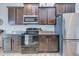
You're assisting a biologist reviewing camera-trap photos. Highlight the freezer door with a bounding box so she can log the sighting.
[63,40,78,56]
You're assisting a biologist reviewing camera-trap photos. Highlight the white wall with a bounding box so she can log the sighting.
[0,3,55,34]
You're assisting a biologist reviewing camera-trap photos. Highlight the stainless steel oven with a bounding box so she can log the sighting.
[21,28,39,53]
[22,28,39,44]
[24,34,38,46]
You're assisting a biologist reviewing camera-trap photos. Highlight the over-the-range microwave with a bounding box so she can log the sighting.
[23,15,38,24]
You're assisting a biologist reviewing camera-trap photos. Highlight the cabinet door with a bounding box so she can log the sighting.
[65,4,75,13]
[0,34,2,48]
[39,8,48,25]
[15,8,24,25]
[24,4,32,15]
[32,4,39,15]
[24,4,39,15]
[3,37,12,52]
[8,7,23,25]
[48,35,59,52]
[48,8,56,24]
[55,3,75,14]
[39,35,48,52]
[8,8,16,25]
[12,36,21,53]
[55,4,66,14]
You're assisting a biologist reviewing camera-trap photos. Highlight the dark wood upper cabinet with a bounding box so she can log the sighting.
[8,3,56,25]
[47,8,56,25]
[38,8,48,25]
[55,3,75,15]
[38,7,56,25]
[15,7,24,25]
[24,3,39,15]
[55,4,66,14]
[8,7,24,25]
[8,7,16,25]
[65,4,75,13]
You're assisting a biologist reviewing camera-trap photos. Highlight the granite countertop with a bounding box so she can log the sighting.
[4,30,58,36]
[39,31,58,35]
[4,31,25,35]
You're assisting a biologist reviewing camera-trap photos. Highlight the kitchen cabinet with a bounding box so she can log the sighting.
[8,3,39,25]
[11,35,21,53]
[8,7,16,25]
[15,7,24,25]
[0,34,2,48]
[55,4,66,15]
[65,4,75,13]
[55,3,75,15]
[48,35,59,52]
[48,8,56,24]
[38,8,48,24]
[38,35,48,52]
[38,7,56,25]
[38,35,59,52]
[63,39,78,56]
[3,35,21,53]
[8,7,24,25]
[3,36,12,52]
[24,3,39,15]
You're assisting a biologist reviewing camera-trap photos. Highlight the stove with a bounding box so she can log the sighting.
[21,28,40,53]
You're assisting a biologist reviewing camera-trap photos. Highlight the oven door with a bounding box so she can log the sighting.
[24,35,38,46]
[21,34,38,53]
[24,35,32,46]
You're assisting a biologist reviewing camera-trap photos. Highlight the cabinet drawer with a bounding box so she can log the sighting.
[38,36,48,52]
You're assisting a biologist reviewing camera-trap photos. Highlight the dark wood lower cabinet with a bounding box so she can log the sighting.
[38,35,59,53]
[48,36,59,52]
[3,35,59,53]
[12,36,21,53]
[10,35,21,53]
[38,36,48,52]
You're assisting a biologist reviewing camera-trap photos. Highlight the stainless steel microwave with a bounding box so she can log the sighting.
[23,15,38,24]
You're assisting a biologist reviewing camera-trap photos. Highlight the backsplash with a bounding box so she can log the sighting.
[3,25,54,34]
